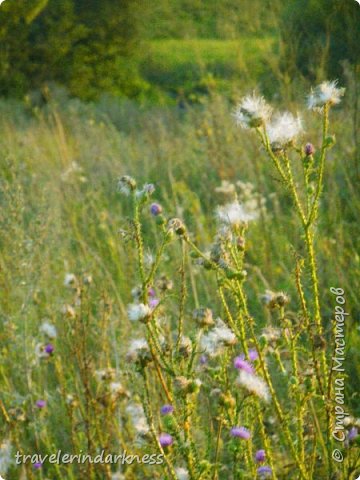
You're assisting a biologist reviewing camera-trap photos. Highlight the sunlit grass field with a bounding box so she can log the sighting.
[0,92,359,478]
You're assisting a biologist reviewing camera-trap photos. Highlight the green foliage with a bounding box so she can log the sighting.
[280,0,360,80]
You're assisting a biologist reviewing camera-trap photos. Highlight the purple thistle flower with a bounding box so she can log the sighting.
[159,433,173,447]
[304,143,315,156]
[35,400,46,409]
[160,404,174,415]
[349,427,359,442]
[249,349,259,361]
[199,354,208,365]
[234,355,254,374]
[148,287,156,297]
[33,462,43,469]
[149,298,160,309]
[45,343,54,355]
[150,203,163,216]
[255,449,266,463]
[257,466,272,478]
[230,426,251,440]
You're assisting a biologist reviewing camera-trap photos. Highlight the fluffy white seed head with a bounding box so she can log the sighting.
[216,201,259,226]
[236,370,270,402]
[175,467,190,480]
[308,80,345,110]
[127,303,151,322]
[200,319,236,357]
[267,112,302,148]
[39,322,57,339]
[234,93,272,128]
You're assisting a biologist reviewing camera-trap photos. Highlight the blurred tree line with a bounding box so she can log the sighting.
[0,0,359,100]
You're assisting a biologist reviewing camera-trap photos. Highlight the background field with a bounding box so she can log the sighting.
[0,0,360,479]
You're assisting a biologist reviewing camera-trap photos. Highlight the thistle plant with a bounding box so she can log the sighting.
[116,81,358,480]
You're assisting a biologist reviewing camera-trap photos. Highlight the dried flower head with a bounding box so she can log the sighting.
[127,303,152,323]
[175,467,189,480]
[267,112,302,150]
[234,93,272,128]
[193,307,214,327]
[307,80,345,110]
[118,175,136,195]
[200,319,236,357]
[40,322,57,339]
[216,201,259,226]
[236,370,270,402]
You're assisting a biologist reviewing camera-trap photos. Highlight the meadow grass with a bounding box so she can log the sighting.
[0,91,359,479]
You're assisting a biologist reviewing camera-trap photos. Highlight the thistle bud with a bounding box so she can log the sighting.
[304,143,315,156]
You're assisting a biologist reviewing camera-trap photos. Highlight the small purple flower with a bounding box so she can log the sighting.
[150,203,163,216]
[148,287,156,297]
[199,355,208,365]
[230,426,251,440]
[234,355,254,374]
[160,404,174,415]
[149,298,160,309]
[159,433,173,447]
[45,343,54,355]
[349,427,359,442]
[255,449,266,463]
[304,143,315,156]
[35,400,46,409]
[257,466,272,478]
[33,462,43,469]
[249,349,259,361]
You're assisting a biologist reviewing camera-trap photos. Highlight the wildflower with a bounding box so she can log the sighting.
[118,175,136,195]
[64,273,76,287]
[348,427,358,442]
[149,298,160,309]
[230,426,251,440]
[234,93,272,128]
[234,355,255,374]
[126,339,151,364]
[127,303,152,323]
[150,203,163,216]
[255,449,266,463]
[267,112,302,149]
[156,275,174,292]
[257,466,272,478]
[199,354,208,365]
[35,400,46,409]
[215,180,236,195]
[261,326,281,343]
[40,322,57,339]
[178,336,192,358]
[34,462,43,469]
[167,218,186,236]
[304,143,315,156]
[193,307,214,327]
[175,467,189,480]
[137,183,155,197]
[159,433,173,447]
[260,290,289,309]
[200,319,236,357]
[126,404,149,436]
[160,404,174,415]
[110,382,128,399]
[216,201,259,226]
[61,304,76,318]
[237,370,270,402]
[95,368,116,381]
[0,439,12,475]
[45,343,55,355]
[249,348,259,361]
[307,80,345,110]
